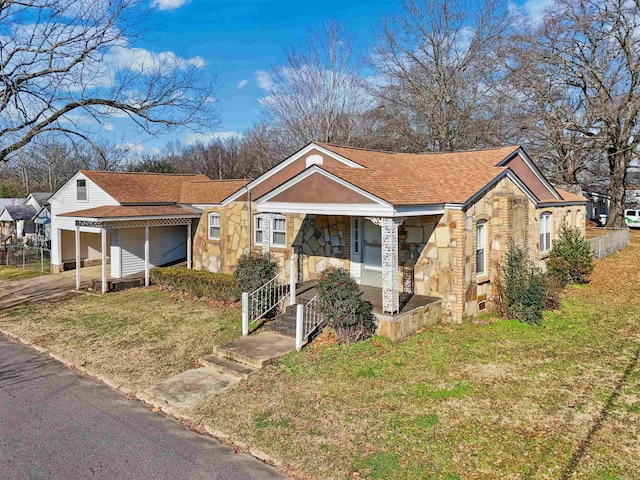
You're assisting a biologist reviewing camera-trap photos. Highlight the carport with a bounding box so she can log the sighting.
[58,205,200,292]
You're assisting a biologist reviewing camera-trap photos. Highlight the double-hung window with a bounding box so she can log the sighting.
[540,212,552,252]
[254,215,287,248]
[208,213,220,240]
[77,179,87,201]
[476,220,486,276]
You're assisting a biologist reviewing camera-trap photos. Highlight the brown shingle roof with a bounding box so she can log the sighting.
[81,171,211,204]
[179,179,250,204]
[315,143,520,205]
[59,205,201,219]
[548,188,588,203]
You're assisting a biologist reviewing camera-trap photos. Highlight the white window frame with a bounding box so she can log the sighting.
[540,212,552,253]
[77,179,88,202]
[476,220,486,276]
[271,215,287,247]
[254,215,264,246]
[208,212,220,240]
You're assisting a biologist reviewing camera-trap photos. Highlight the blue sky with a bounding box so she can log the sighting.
[101,0,551,155]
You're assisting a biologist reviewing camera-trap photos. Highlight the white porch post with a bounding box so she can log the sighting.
[262,213,272,254]
[101,228,107,293]
[144,223,150,287]
[75,226,81,290]
[368,216,406,314]
[186,220,192,269]
[289,253,297,306]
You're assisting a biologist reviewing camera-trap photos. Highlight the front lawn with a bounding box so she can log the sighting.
[195,233,640,479]
[0,265,49,281]
[0,288,242,391]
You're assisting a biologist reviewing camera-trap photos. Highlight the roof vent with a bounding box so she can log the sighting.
[306,154,323,167]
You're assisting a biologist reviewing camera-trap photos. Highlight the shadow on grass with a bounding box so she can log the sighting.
[561,344,640,480]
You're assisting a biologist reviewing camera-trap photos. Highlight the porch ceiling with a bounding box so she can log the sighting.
[59,205,201,221]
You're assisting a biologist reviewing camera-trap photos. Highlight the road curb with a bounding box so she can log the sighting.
[0,330,295,478]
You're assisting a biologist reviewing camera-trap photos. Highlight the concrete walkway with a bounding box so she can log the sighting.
[147,332,296,411]
[0,266,102,311]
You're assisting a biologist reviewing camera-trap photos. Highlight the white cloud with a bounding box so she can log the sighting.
[509,0,555,27]
[102,123,114,131]
[151,0,190,11]
[117,142,145,154]
[151,147,161,155]
[107,46,205,73]
[255,70,273,90]
[237,79,249,89]
[183,131,242,145]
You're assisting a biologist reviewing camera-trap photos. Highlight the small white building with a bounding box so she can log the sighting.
[49,170,247,291]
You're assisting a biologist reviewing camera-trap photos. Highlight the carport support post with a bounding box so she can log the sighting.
[186,221,192,269]
[144,223,150,287]
[101,228,107,293]
[75,226,81,290]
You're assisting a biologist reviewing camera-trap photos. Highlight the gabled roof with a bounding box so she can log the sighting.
[0,198,25,207]
[80,170,211,204]
[0,205,36,221]
[27,192,52,206]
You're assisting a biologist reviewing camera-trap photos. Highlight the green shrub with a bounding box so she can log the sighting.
[495,244,545,325]
[317,266,376,344]
[543,271,565,310]
[234,252,279,293]
[548,226,594,284]
[150,267,239,302]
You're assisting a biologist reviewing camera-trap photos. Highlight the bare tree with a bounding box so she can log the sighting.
[0,0,218,162]
[373,0,510,152]
[259,21,370,148]
[513,0,640,226]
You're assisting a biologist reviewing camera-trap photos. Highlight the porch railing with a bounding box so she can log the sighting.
[241,255,298,335]
[242,274,290,335]
[587,228,630,259]
[295,294,325,351]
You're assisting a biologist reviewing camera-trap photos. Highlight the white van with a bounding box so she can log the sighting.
[624,209,640,228]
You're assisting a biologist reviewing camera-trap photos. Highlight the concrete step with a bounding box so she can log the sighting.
[199,354,258,379]
[211,332,296,369]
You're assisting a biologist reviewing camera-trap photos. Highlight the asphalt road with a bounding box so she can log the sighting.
[0,335,285,480]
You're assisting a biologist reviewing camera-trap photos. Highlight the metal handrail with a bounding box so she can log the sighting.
[295,294,325,351]
[242,274,289,335]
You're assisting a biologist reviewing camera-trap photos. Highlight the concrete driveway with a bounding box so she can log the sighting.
[0,267,102,310]
[0,335,285,480]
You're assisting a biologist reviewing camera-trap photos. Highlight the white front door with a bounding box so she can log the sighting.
[361,219,382,287]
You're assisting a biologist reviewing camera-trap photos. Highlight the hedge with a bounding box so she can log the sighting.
[150,267,240,302]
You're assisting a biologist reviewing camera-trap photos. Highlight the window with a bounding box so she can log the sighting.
[208,213,220,240]
[254,215,264,245]
[77,179,87,201]
[476,221,486,276]
[352,218,360,255]
[254,215,286,247]
[566,210,571,226]
[540,212,552,252]
[272,215,286,247]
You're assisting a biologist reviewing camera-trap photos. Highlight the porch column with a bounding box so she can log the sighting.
[262,213,272,254]
[101,228,107,293]
[368,216,406,314]
[186,220,192,269]
[144,223,150,287]
[75,226,81,290]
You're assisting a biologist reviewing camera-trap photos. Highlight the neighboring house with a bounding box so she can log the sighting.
[583,187,611,224]
[0,198,25,244]
[624,185,640,209]
[0,193,52,245]
[49,171,247,288]
[50,143,586,325]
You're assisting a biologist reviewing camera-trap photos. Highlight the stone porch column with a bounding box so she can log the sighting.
[368,216,406,314]
[261,213,272,254]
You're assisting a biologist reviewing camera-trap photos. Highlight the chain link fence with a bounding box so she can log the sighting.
[587,228,630,259]
[0,245,51,272]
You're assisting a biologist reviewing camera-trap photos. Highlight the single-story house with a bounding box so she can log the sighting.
[50,142,586,326]
[0,193,52,244]
[0,198,25,243]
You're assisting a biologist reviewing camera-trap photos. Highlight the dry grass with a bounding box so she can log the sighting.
[0,287,242,391]
[195,232,640,480]
[0,265,48,281]
[585,227,620,239]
